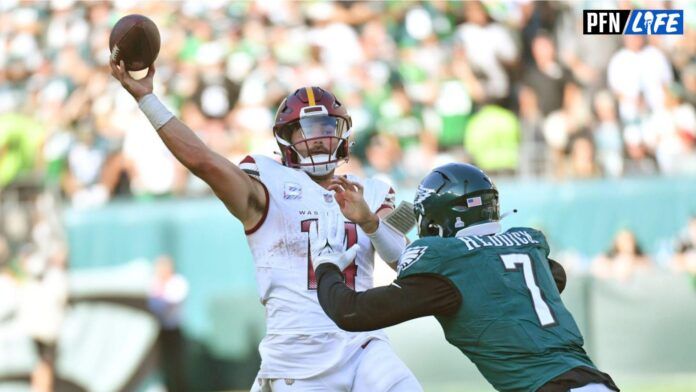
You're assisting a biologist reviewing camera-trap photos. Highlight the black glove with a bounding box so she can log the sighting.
[548,258,567,294]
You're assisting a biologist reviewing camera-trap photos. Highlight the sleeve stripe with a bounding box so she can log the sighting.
[239,155,260,180]
[240,155,256,165]
[239,155,260,177]
[240,162,259,171]
[242,168,260,177]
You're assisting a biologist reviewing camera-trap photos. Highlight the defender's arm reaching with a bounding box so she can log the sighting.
[316,258,567,332]
[316,263,460,331]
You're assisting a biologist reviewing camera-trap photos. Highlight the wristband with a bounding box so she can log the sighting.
[138,94,174,130]
[366,219,407,263]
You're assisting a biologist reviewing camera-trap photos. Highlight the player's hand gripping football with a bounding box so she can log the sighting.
[328,175,378,233]
[109,60,154,101]
[309,211,360,272]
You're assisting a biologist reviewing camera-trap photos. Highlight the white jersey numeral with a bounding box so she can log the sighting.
[500,253,556,327]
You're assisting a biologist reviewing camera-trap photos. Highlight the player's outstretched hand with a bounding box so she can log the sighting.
[109,60,154,101]
[309,212,360,272]
[328,175,374,228]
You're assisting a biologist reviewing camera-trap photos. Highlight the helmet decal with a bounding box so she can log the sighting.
[396,246,428,273]
[414,185,435,209]
[305,86,316,106]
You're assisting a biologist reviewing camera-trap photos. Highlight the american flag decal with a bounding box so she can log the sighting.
[467,196,482,207]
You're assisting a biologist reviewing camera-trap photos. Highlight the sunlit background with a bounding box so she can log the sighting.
[1,1,696,391]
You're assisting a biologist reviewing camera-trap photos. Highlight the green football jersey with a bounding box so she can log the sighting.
[397,227,595,392]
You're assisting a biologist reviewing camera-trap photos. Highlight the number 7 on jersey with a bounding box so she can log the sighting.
[500,253,557,327]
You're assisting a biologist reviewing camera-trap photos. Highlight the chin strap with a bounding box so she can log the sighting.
[299,153,337,176]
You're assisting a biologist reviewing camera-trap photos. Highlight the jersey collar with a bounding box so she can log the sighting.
[454,222,501,238]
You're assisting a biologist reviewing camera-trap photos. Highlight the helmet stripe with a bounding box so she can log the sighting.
[305,87,316,106]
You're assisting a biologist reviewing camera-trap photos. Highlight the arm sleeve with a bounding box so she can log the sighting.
[366,219,407,264]
[548,258,567,294]
[316,264,462,332]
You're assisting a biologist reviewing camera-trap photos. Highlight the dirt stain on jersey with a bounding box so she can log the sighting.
[266,235,306,259]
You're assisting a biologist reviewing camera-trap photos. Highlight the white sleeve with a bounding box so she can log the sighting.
[366,219,407,264]
[359,177,405,263]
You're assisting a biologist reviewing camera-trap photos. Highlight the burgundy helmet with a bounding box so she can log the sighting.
[273,87,352,176]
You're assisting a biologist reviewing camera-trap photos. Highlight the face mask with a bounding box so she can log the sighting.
[299,153,337,176]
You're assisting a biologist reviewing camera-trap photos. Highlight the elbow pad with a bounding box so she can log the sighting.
[366,220,407,263]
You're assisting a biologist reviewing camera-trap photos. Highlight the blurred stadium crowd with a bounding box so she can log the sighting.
[0,1,695,276]
[1,0,696,299]
[1,1,696,390]
[1,1,695,201]
[1,0,695,299]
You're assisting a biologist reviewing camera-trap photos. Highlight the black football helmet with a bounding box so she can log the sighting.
[414,163,500,238]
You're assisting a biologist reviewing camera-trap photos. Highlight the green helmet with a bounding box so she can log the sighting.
[414,163,499,238]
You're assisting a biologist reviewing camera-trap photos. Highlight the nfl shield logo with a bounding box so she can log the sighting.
[324,193,334,203]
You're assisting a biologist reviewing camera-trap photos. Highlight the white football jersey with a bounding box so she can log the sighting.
[239,155,396,379]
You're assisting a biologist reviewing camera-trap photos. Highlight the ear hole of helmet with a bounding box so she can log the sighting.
[417,214,443,237]
[428,223,444,237]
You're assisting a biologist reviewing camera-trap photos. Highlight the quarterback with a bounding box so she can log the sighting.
[313,163,620,392]
[110,59,421,391]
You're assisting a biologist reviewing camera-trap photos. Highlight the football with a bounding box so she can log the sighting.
[109,14,160,71]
